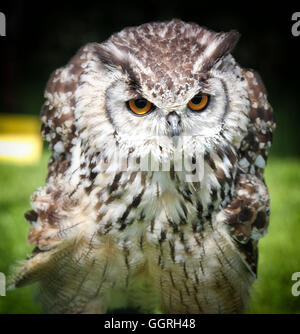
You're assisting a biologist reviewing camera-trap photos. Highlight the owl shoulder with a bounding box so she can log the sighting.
[41,43,97,179]
[239,69,276,176]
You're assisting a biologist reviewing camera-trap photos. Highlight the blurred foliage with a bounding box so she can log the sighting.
[0,151,300,313]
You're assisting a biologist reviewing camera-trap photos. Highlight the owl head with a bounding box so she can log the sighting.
[74,19,250,174]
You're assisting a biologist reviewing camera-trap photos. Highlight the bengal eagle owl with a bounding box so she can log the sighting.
[11,19,275,314]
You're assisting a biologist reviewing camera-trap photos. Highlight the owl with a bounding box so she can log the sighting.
[11,19,275,314]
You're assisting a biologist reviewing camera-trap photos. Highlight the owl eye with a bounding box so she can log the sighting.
[127,98,154,115]
[188,93,209,111]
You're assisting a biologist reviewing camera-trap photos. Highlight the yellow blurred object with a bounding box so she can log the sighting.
[0,114,42,164]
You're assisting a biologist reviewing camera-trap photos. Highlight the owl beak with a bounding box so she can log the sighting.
[167,112,181,146]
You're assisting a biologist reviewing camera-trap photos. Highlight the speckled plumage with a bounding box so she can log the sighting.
[12,19,275,313]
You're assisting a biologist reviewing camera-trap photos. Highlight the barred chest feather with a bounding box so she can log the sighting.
[72,136,239,241]
[50,140,253,313]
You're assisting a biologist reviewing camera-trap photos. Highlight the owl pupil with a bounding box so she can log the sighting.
[134,99,147,108]
[191,94,203,104]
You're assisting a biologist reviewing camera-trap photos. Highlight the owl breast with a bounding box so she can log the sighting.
[69,139,246,313]
[87,143,237,239]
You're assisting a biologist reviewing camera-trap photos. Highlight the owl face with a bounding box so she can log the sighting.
[106,74,227,138]
[75,20,250,170]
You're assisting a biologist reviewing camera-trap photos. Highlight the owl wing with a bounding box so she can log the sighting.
[224,70,275,276]
[11,44,109,313]
[10,45,104,302]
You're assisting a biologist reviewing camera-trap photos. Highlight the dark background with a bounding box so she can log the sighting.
[0,1,300,157]
[0,1,298,157]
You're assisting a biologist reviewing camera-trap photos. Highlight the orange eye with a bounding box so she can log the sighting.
[127,98,154,115]
[188,93,209,111]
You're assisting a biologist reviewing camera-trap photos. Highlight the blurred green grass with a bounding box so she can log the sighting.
[249,157,300,313]
[0,152,50,314]
[0,152,300,313]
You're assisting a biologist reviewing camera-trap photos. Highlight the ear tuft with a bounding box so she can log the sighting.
[200,30,241,72]
[219,30,241,57]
